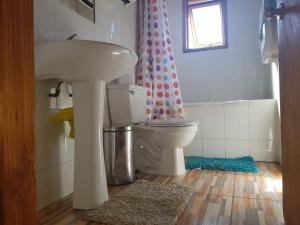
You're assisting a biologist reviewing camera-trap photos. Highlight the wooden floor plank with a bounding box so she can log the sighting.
[231,197,285,225]
[38,162,284,225]
[177,194,232,225]
[192,170,235,196]
[234,174,282,201]
[256,162,282,178]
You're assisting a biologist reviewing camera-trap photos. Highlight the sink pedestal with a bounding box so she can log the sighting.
[35,40,138,209]
[72,80,108,209]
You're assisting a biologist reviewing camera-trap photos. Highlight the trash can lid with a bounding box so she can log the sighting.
[103,125,134,132]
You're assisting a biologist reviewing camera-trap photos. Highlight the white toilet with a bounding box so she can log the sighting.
[107,84,199,176]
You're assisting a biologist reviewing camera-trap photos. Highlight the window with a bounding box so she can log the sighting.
[183,0,228,52]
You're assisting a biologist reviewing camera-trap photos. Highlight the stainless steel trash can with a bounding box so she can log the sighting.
[103,125,135,185]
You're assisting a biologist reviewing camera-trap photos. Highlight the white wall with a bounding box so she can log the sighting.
[34,0,137,209]
[167,0,272,102]
[184,99,278,162]
[35,81,74,209]
[271,62,282,163]
[34,0,136,50]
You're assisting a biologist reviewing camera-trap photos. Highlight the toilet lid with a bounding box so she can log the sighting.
[144,118,199,127]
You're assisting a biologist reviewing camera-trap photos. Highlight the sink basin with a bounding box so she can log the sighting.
[35,40,138,210]
[35,40,138,82]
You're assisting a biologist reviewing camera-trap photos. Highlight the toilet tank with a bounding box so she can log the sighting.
[107,84,147,124]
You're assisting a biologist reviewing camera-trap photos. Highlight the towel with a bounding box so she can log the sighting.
[259,0,278,63]
[49,107,75,139]
[259,0,276,30]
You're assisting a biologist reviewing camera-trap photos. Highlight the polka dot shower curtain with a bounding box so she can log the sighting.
[137,0,185,120]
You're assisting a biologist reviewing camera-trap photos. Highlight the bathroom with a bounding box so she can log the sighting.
[2,0,299,224]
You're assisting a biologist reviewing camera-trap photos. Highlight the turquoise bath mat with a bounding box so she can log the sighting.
[185,156,258,173]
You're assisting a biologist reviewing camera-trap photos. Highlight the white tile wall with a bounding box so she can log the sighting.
[246,78,269,100]
[183,107,202,138]
[34,0,137,209]
[202,106,225,139]
[209,56,227,82]
[226,140,250,158]
[209,82,227,102]
[249,103,275,140]
[203,139,226,158]
[250,140,276,162]
[34,0,137,51]
[167,0,272,102]
[35,110,63,171]
[36,167,58,209]
[191,58,210,83]
[36,161,75,209]
[226,80,247,100]
[225,105,249,139]
[184,99,278,161]
[58,161,75,199]
[189,83,210,102]
[185,138,203,157]
[35,94,75,209]
[270,59,281,164]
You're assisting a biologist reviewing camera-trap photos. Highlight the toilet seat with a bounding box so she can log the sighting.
[144,118,199,127]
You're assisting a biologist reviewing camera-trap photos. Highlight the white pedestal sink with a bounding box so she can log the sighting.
[35,40,138,209]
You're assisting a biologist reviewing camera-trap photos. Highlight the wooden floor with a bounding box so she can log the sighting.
[38,162,285,225]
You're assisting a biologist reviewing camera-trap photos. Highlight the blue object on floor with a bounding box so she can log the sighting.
[185,156,258,173]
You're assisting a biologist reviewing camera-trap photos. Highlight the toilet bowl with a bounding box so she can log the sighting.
[136,119,199,176]
[107,84,199,176]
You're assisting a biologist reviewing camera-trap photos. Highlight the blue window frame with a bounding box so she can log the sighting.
[183,0,228,52]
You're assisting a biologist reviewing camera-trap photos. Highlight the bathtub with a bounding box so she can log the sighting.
[183,99,279,162]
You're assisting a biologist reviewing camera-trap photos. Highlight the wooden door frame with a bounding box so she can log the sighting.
[278,0,300,224]
[0,0,37,224]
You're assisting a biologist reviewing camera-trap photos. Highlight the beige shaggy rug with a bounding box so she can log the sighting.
[87,180,193,225]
